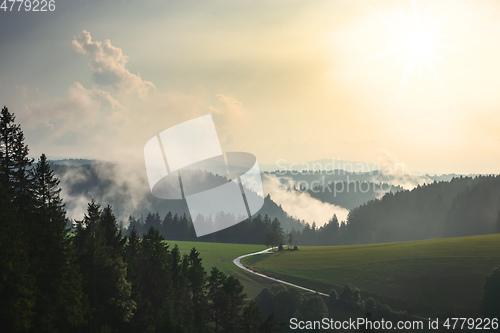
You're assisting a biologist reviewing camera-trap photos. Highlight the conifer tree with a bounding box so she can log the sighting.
[187,248,207,332]
[101,205,124,257]
[208,267,227,332]
[220,275,246,332]
[30,154,86,331]
[74,201,135,332]
[0,106,35,330]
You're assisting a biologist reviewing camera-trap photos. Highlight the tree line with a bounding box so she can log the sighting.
[0,106,274,332]
[51,162,305,235]
[126,174,500,248]
[127,211,286,248]
[293,176,500,246]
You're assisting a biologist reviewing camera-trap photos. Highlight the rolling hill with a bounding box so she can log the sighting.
[241,233,500,316]
[52,161,304,232]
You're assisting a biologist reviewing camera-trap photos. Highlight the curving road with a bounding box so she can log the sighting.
[234,248,433,322]
[233,247,329,297]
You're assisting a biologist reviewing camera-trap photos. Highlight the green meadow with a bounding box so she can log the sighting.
[167,241,273,298]
[241,234,500,316]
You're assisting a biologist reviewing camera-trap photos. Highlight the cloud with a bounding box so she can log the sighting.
[215,94,242,112]
[210,93,247,144]
[263,174,349,226]
[20,82,124,155]
[72,30,155,97]
[58,161,152,223]
[19,31,254,167]
[69,82,122,109]
[371,149,432,190]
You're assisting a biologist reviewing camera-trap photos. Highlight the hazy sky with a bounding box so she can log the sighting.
[1,0,499,174]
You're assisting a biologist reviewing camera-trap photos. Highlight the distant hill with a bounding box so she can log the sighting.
[342,175,500,244]
[259,158,377,172]
[305,181,405,210]
[52,161,304,233]
[266,169,461,188]
[264,170,463,211]
[50,158,97,166]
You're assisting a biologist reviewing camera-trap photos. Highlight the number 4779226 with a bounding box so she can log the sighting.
[0,0,55,12]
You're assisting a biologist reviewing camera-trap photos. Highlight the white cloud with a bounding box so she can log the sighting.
[263,174,349,226]
[20,82,123,154]
[210,93,247,145]
[18,31,254,166]
[72,30,155,97]
[371,149,432,190]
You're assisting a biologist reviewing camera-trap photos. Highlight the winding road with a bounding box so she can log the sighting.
[234,248,432,322]
[233,247,329,297]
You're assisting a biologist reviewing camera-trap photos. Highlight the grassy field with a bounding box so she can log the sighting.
[165,241,274,298]
[241,234,500,316]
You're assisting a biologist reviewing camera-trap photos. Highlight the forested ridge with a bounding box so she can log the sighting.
[51,163,305,233]
[0,106,270,332]
[52,158,500,248]
[125,210,288,247]
[129,174,500,248]
[294,175,500,246]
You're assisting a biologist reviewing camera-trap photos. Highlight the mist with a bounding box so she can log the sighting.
[263,174,349,227]
[56,160,154,224]
[369,150,433,191]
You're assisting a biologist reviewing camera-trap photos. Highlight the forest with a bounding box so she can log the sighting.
[0,106,275,332]
[296,175,500,246]
[125,173,500,248]
[50,162,305,234]
[2,104,500,332]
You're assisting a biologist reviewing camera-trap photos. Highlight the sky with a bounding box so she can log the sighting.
[1,0,500,175]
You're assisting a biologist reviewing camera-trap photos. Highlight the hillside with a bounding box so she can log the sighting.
[172,241,271,298]
[267,169,460,188]
[52,162,304,232]
[307,181,405,210]
[241,233,500,316]
[341,175,500,244]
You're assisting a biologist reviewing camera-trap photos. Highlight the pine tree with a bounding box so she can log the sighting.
[171,245,193,332]
[124,226,157,332]
[265,218,284,249]
[178,253,195,331]
[220,275,246,332]
[208,267,227,332]
[187,248,207,332]
[74,201,135,332]
[162,211,173,238]
[30,154,87,331]
[0,106,33,201]
[101,205,124,257]
[125,225,141,263]
[139,227,172,312]
[0,106,36,330]
[0,171,35,331]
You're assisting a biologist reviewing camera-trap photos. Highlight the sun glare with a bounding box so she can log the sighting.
[405,31,432,56]
[371,0,456,88]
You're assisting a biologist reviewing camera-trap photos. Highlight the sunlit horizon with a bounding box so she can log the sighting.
[370,0,458,87]
[1,0,499,175]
